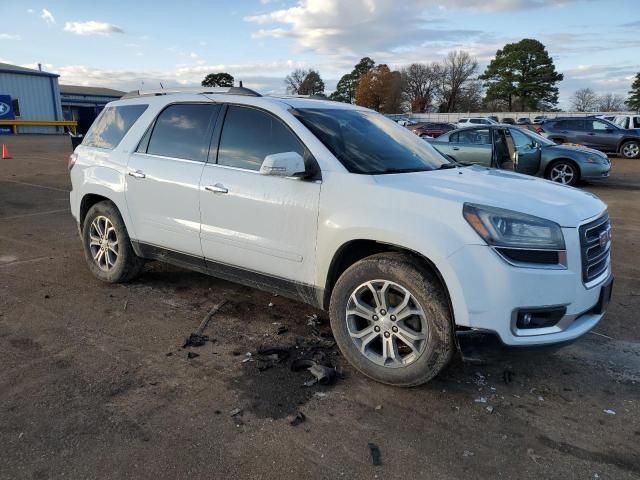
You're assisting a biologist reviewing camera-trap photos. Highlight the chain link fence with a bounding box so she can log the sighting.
[386,111,634,123]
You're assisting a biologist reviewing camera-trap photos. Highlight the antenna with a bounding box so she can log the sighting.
[239,80,243,88]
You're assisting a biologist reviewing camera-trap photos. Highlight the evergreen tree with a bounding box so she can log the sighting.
[480,39,563,111]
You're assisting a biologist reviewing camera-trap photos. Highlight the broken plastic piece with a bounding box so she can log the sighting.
[368,443,381,466]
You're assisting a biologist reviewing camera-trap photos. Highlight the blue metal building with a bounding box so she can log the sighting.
[0,62,63,133]
[60,85,124,134]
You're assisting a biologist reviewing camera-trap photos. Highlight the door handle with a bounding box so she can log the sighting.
[204,183,228,194]
[452,146,460,151]
[128,170,146,179]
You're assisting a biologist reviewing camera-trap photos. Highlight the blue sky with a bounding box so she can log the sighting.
[1,0,638,108]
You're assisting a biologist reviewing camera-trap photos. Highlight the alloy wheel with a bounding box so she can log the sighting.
[89,216,119,271]
[622,142,639,158]
[346,280,428,368]
[549,163,575,184]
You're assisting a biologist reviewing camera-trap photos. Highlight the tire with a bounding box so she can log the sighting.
[329,252,454,387]
[620,140,640,159]
[546,160,579,186]
[81,201,144,283]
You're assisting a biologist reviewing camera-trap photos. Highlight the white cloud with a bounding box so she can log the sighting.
[244,0,577,57]
[27,9,34,14]
[0,34,21,40]
[64,21,124,35]
[41,8,55,25]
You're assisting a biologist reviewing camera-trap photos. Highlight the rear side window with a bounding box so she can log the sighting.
[634,117,640,129]
[555,119,585,130]
[217,105,304,171]
[84,104,148,149]
[146,104,219,162]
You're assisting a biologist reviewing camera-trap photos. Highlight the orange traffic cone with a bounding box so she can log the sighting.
[1,144,10,159]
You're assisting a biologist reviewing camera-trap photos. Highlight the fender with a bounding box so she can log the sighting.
[72,162,138,242]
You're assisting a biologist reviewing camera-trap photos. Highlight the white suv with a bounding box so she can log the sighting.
[455,117,498,129]
[69,87,613,386]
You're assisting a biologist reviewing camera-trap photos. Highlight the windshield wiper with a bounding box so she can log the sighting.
[436,163,459,170]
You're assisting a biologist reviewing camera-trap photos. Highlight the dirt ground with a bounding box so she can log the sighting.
[1,135,639,480]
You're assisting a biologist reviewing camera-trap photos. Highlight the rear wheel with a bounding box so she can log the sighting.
[329,253,454,387]
[620,140,640,159]
[82,201,144,283]
[547,160,579,186]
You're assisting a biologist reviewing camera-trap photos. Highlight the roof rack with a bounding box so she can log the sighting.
[121,86,261,99]
[271,94,331,100]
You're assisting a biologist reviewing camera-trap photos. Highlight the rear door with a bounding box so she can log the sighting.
[199,105,321,285]
[125,103,220,256]
[446,128,493,165]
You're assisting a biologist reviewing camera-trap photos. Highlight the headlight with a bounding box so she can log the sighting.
[463,203,565,250]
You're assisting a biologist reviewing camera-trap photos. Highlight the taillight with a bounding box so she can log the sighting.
[535,127,545,134]
[68,153,77,171]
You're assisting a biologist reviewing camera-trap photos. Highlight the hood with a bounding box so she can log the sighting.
[373,166,606,227]
[547,144,607,158]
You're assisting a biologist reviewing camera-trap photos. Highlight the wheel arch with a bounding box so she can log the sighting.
[618,137,640,154]
[322,240,455,326]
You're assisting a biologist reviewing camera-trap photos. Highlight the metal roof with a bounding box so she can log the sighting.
[0,62,59,77]
[59,84,125,98]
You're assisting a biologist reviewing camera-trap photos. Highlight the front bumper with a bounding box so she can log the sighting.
[446,224,612,347]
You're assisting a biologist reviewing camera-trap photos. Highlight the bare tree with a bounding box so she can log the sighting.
[401,63,438,113]
[570,88,598,112]
[597,93,626,112]
[284,69,309,94]
[436,51,478,112]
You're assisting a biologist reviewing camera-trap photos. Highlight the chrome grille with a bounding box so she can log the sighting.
[578,213,611,283]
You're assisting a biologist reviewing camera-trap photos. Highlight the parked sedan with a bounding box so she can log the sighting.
[409,122,455,138]
[430,125,610,186]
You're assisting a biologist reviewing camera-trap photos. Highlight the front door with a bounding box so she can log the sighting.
[579,119,619,151]
[508,128,541,174]
[125,103,220,256]
[199,105,321,285]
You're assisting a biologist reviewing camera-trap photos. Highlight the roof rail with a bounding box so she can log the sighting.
[121,86,261,99]
[271,94,331,101]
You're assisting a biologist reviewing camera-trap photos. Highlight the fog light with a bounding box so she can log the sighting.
[516,307,566,329]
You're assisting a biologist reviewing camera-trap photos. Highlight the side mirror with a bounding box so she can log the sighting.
[260,151,306,177]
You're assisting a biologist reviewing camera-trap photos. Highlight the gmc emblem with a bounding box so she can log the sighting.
[599,227,611,249]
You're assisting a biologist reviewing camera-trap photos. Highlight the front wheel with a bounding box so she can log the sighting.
[81,201,144,283]
[329,253,454,387]
[620,140,640,159]
[547,160,579,186]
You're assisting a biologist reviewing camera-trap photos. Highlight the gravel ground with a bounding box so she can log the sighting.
[1,135,638,480]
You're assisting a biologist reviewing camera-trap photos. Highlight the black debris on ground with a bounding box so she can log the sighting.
[182,333,210,348]
[289,411,306,426]
[187,352,200,359]
[368,443,382,466]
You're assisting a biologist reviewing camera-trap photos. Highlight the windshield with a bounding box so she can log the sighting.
[516,127,555,146]
[292,108,451,174]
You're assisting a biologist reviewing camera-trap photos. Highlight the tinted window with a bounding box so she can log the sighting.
[293,108,450,174]
[555,119,585,130]
[634,117,640,129]
[84,104,148,149]
[450,128,492,145]
[218,106,304,171]
[147,104,218,162]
